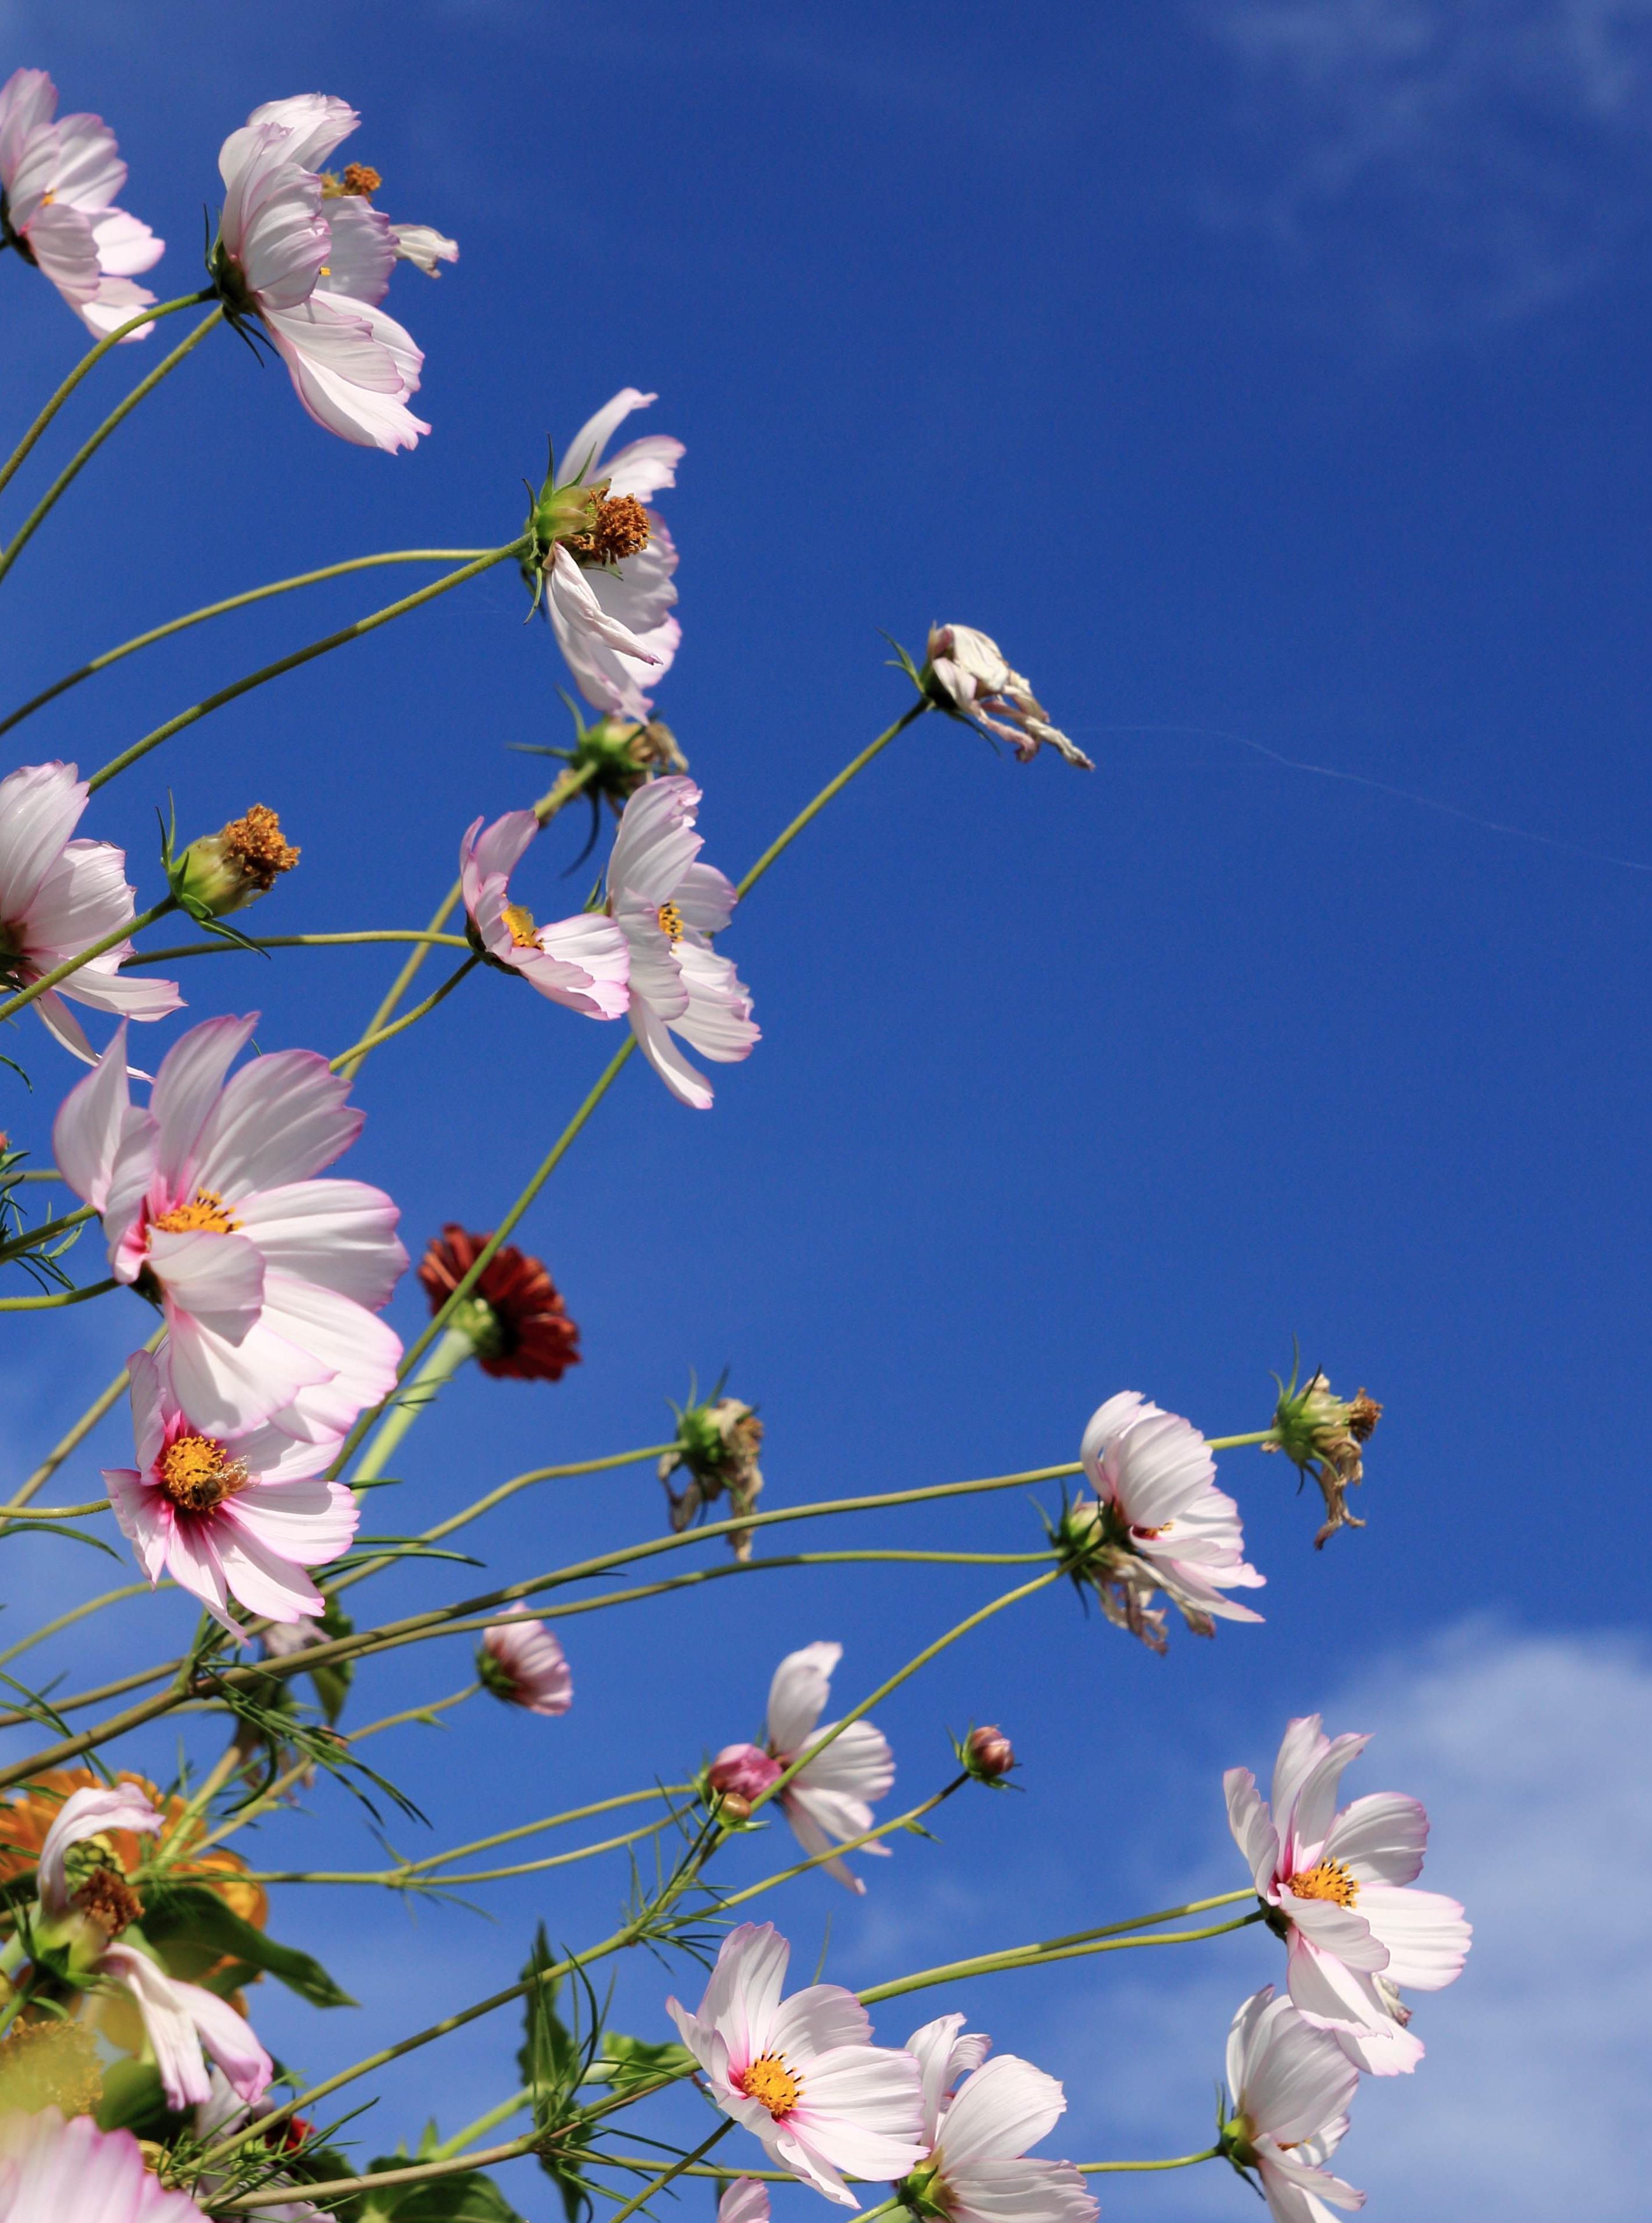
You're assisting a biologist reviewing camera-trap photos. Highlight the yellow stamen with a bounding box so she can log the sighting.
[158,1433,248,1513]
[153,1189,239,1235]
[740,2054,801,2118]
[1286,1859,1359,1909]
[657,901,684,942]
[502,903,539,949]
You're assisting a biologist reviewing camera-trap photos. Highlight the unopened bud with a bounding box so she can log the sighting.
[169,804,299,919]
[964,1725,1015,1781]
[716,1790,754,1822]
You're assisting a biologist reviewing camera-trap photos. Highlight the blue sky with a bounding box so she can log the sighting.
[1,3,1649,2217]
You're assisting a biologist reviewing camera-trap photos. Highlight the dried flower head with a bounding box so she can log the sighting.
[660,1395,764,1560]
[418,1225,581,1381]
[168,803,300,920]
[1266,1364,1380,1547]
[922,624,1093,769]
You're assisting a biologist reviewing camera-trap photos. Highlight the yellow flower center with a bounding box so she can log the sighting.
[502,903,539,950]
[657,901,684,942]
[158,1433,248,1513]
[1286,1858,1359,1909]
[740,2053,801,2118]
[152,1189,239,1235]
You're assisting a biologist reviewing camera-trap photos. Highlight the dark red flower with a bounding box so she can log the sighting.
[417,1225,581,1382]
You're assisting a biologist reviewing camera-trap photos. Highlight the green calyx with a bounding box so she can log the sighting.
[447,1293,507,1363]
[894,2162,945,2219]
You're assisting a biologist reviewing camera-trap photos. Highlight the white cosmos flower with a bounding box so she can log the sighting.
[709,1641,894,1894]
[460,809,629,1017]
[1222,1988,1365,2223]
[666,1921,925,2207]
[545,387,683,720]
[1226,1714,1471,2075]
[924,627,1092,769]
[0,68,163,339]
[214,93,429,451]
[605,776,757,1109]
[902,2015,1097,2223]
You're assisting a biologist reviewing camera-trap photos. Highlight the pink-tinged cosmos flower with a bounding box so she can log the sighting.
[546,389,683,720]
[0,762,182,1063]
[53,1012,405,1437]
[1225,1715,1471,2076]
[903,2015,1097,2223]
[605,776,757,1109]
[213,93,428,452]
[924,628,1092,770]
[36,1786,272,2113]
[1221,1989,1364,2223]
[0,2108,209,2222]
[460,811,629,1017]
[478,1618,573,1716]
[105,1344,359,1635]
[1068,1392,1265,1649]
[667,1922,925,2207]
[0,69,163,339]
[709,1641,894,1895]
[717,2182,771,2223]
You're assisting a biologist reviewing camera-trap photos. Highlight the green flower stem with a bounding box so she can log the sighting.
[0,308,224,588]
[124,929,471,967]
[428,2090,533,2162]
[0,1582,155,1668]
[0,1276,117,1310]
[327,953,481,1073]
[858,1911,1266,2008]
[1080,2149,1224,2173]
[5,1331,161,1510]
[0,1498,110,1519]
[0,1199,96,1263]
[343,757,601,1080]
[85,539,531,793]
[346,1324,478,1488]
[206,2130,560,2214]
[703,1776,970,1915]
[0,552,491,741]
[0,291,214,504]
[734,698,931,899]
[0,896,176,1024]
[238,1801,694,1887]
[601,2120,734,2223]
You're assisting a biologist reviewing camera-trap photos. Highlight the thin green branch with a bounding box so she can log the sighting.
[327,954,481,1072]
[734,699,931,898]
[0,1276,117,1310]
[1080,2148,1224,2173]
[0,1581,156,1668]
[238,1802,694,1887]
[124,930,470,967]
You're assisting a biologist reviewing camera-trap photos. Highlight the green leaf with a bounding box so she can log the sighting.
[140,1882,357,2007]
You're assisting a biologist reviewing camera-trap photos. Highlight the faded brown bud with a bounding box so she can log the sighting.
[1268,1368,1380,1548]
[660,1397,765,1561]
[964,1725,1016,1781]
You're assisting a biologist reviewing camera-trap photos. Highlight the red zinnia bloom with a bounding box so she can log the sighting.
[417,1225,581,1381]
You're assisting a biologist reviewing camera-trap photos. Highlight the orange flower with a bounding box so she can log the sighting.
[0,1767,266,1932]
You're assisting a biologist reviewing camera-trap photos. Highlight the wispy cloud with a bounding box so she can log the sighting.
[1198,0,1652,336]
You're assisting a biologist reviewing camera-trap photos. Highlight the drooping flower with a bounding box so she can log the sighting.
[604,776,757,1109]
[1225,1716,1471,2075]
[899,2014,1097,2223]
[0,2107,209,2222]
[922,627,1092,770]
[104,1344,358,1634]
[31,1784,271,2113]
[459,811,629,1018]
[666,1922,925,2206]
[53,1012,405,1437]
[708,1642,894,1893]
[659,1392,763,1557]
[527,388,683,720]
[418,1224,582,1381]
[1058,1392,1265,1651]
[1265,1366,1382,1548]
[478,1618,573,1716]
[211,93,429,451]
[0,69,163,338]
[1219,1989,1365,2222]
[0,761,182,1063]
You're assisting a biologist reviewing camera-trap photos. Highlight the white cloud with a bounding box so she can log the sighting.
[1054,1623,1652,2219]
[1199,1,1652,335]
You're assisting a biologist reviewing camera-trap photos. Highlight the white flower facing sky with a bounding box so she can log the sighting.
[0,68,163,338]
[902,2014,1098,2223]
[213,93,429,451]
[667,1921,925,2206]
[709,1640,895,1893]
[0,2107,209,2222]
[54,1012,405,1439]
[544,387,683,721]
[460,810,630,1017]
[0,761,182,1064]
[105,1343,359,1634]
[33,1786,272,2114]
[1226,1714,1471,2074]
[1223,1988,1365,2223]
[1074,1391,1265,1647]
[605,775,758,1109]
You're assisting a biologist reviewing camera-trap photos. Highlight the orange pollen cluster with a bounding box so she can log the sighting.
[570,494,651,567]
[71,1866,144,1936]
[656,901,685,943]
[1286,1858,1359,1909]
[502,902,540,950]
[220,803,300,891]
[158,1433,248,1513]
[152,1189,240,1235]
[740,2053,801,2118]
[342,162,381,197]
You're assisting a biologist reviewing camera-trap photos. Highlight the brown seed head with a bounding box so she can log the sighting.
[71,1864,144,1936]
[342,162,381,197]
[1346,1390,1382,1444]
[219,804,300,894]
[570,493,651,566]
[418,1225,581,1381]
